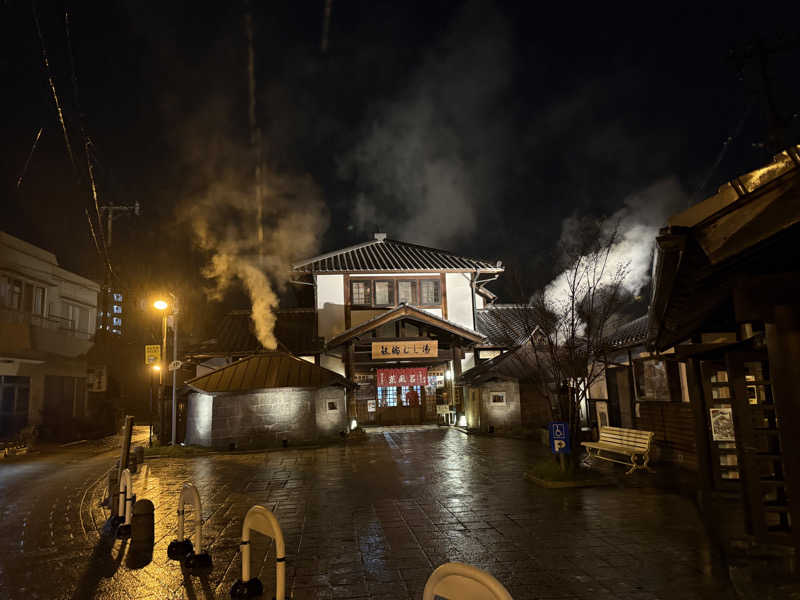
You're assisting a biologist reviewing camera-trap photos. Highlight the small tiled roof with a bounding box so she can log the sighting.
[604,315,649,349]
[475,305,538,348]
[293,236,504,273]
[326,303,485,348]
[186,352,352,394]
[458,343,537,385]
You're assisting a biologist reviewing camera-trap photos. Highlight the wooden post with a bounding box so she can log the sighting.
[118,415,134,481]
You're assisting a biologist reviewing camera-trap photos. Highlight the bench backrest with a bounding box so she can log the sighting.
[598,426,653,451]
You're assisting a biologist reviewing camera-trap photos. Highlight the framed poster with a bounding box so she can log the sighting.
[595,400,610,429]
[710,407,735,441]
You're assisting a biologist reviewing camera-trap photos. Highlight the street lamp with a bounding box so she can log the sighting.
[153,294,178,446]
[149,363,161,447]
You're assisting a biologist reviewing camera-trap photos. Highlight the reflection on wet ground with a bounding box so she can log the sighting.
[0,428,734,599]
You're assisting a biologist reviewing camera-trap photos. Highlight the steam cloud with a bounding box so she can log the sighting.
[189,170,328,349]
[339,2,512,246]
[544,177,688,308]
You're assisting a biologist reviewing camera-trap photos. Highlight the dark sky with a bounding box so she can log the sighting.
[3,1,800,340]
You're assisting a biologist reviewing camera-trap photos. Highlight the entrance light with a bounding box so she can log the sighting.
[154,299,169,311]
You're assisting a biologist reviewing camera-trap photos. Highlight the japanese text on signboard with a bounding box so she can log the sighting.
[376,367,428,387]
[371,340,438,359]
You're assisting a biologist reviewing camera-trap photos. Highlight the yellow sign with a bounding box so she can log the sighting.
[371,340,438,359]
[145,344,161,365]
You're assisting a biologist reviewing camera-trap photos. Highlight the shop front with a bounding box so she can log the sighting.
[325,304,484,427]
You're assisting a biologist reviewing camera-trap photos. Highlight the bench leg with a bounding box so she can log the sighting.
[626,453,655,475]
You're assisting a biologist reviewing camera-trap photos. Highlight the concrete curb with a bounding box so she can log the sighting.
[524,471,613,489]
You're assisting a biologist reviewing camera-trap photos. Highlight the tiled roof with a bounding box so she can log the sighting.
[186,352,352,393]
[458,343,537,385]
[604,315,648,349]
[325,303,485,348]
[293,236,504,273]
[475,305,538,348]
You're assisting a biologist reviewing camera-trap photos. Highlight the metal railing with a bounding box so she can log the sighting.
[0,307,93,340]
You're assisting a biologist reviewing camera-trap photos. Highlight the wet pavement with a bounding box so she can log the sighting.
[0,427,736,599]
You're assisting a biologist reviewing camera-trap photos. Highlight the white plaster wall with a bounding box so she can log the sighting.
[445,273,474,329]
[420,308,443,319]
[320,353,345,376]
[480,380,522,433]
[316,274,345,341]
[461,351,475,373]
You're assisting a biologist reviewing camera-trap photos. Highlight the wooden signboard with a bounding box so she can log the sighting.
[371,340,438,359]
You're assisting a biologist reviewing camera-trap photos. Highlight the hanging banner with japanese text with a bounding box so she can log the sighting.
[371,340,438,359]
[376,367,428,387]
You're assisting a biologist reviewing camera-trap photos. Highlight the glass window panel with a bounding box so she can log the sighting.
[374,281,393,306]
[10,279,22,309]
[2,387,14,412]
[33,287,44,315]
[711,386,731,400]
[351,281,371,305]
[397,280,417,305]
[378,386,398,407]
[420,280,440,305]
[710,370,729,383]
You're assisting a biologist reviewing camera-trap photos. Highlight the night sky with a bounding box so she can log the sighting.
[3,1,800,343]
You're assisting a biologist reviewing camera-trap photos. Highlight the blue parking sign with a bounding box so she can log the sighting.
[549,422,570,454]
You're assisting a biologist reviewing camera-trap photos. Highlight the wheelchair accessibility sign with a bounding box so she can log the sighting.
[549,422,570,454]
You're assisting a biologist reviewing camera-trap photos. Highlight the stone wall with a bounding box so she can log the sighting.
[479,380,522,434]
[185,386,347,448]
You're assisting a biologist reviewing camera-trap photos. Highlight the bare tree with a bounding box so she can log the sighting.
[486,218,632,468]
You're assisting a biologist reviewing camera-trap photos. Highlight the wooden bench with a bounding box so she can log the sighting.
[581,426,655,474]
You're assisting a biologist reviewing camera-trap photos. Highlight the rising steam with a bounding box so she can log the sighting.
[339,2,511,246]
[544,177,688,309]
[189,170,328,349]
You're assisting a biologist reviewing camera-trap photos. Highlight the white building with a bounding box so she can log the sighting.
[0,231,99,440]
[291,233,504,425]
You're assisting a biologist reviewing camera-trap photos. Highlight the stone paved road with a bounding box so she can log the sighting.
[0,428,734,599]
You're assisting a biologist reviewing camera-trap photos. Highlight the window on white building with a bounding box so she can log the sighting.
[397,280,417,304]
[351,281,372,305]
[373,281,394,306]
[420,280,441,305]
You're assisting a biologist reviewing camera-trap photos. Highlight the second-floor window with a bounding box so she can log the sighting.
[1,276,44,315]
[350,278,441,308]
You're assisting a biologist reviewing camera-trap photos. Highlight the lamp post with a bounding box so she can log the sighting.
[154,294,178,446]
[149,364,160,447]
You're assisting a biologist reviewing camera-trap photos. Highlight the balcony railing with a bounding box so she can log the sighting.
[0,307,93,340]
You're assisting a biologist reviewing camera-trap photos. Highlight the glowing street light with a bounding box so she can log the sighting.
[151,293,178,446]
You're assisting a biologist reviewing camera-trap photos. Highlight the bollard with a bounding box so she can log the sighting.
[167,483,212,570]
[230,505,285,600]
[116,468,135,538]
[106,468,119,518]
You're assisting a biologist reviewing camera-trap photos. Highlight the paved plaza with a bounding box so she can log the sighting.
[0,427,734,599]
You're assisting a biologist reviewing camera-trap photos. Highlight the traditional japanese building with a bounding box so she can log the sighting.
[291,233,504,426]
